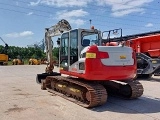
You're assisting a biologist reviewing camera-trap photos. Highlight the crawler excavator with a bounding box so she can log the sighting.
[36,19,143,108]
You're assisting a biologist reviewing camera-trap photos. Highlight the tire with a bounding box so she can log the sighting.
[3,62,8,65]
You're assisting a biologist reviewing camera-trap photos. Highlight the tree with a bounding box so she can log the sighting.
[52,47,59,60]
[3,45,45,60]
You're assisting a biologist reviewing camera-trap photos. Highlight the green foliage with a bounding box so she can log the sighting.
[52,47,59,60]
[0,45,45,59]
[1,45,59,63]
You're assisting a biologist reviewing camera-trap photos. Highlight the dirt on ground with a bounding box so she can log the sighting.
[0,65,160,120]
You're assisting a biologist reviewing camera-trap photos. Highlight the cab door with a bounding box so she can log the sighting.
[60,29,78,71]
[60,32,69,71]
[70,29,78,65]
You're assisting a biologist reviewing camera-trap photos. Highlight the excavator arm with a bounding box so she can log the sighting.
[0,37,8,54]
[44,19,71,73]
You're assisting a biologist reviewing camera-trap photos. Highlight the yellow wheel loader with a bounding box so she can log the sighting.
[29,58,41,65]
[12,59,24,65]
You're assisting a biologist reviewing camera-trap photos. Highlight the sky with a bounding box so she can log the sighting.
[0,0,160,47]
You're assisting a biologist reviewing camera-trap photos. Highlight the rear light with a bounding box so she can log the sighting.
[99,52,109,59]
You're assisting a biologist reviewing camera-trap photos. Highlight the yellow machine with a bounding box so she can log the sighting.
[0,37,8,65]
[29,58,41,65]
[12,59,24,65]
[0,54,8,65]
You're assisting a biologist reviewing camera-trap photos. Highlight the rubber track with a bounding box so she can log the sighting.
[103,80,143,99]
[46,76,107,108]
[126,80,144,99]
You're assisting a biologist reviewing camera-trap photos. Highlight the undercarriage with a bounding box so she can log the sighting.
[39,75,144,108]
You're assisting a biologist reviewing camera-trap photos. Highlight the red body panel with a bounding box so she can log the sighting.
[60,65,136,81]
[60,45,136,81]
[127,34,160,57]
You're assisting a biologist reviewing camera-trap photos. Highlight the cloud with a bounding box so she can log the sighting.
[67,19,86,26]
[145,23,153,27]
[16,2,19,6]
[56,9,88,18]
[29,0,154,17]
[152,12,156,14]
[56,9,88,26]
[27,12,33,15]
[112,8,144,17]
[30,0,41,6]
[5,31,34,38]
[95,0,154,17]
[30,0,91,7]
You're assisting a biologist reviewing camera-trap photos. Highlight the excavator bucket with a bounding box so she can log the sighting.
[36,72,61,84]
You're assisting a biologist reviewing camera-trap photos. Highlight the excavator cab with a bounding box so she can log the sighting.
[59,28,100,71]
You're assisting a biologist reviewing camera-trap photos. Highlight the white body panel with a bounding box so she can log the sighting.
[69,58,85,73]
[69,47,87,73]
[69,46,134,73]
[98,46,134,66]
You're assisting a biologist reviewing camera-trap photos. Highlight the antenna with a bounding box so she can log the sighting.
[89,19,92,28]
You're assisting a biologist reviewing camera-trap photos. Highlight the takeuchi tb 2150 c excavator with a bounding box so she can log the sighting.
[36,19,144,108]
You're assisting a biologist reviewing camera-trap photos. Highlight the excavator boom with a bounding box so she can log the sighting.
[44,19,71,73]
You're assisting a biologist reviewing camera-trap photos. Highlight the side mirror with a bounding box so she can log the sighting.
[82,39,90,46]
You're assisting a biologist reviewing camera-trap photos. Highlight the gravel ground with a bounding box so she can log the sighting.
[0,65,160,120]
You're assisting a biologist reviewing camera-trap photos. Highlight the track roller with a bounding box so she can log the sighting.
[102,80,143,99]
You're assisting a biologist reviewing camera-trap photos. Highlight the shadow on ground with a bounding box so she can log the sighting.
[91,95,160,113]
[137,77,160,82]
